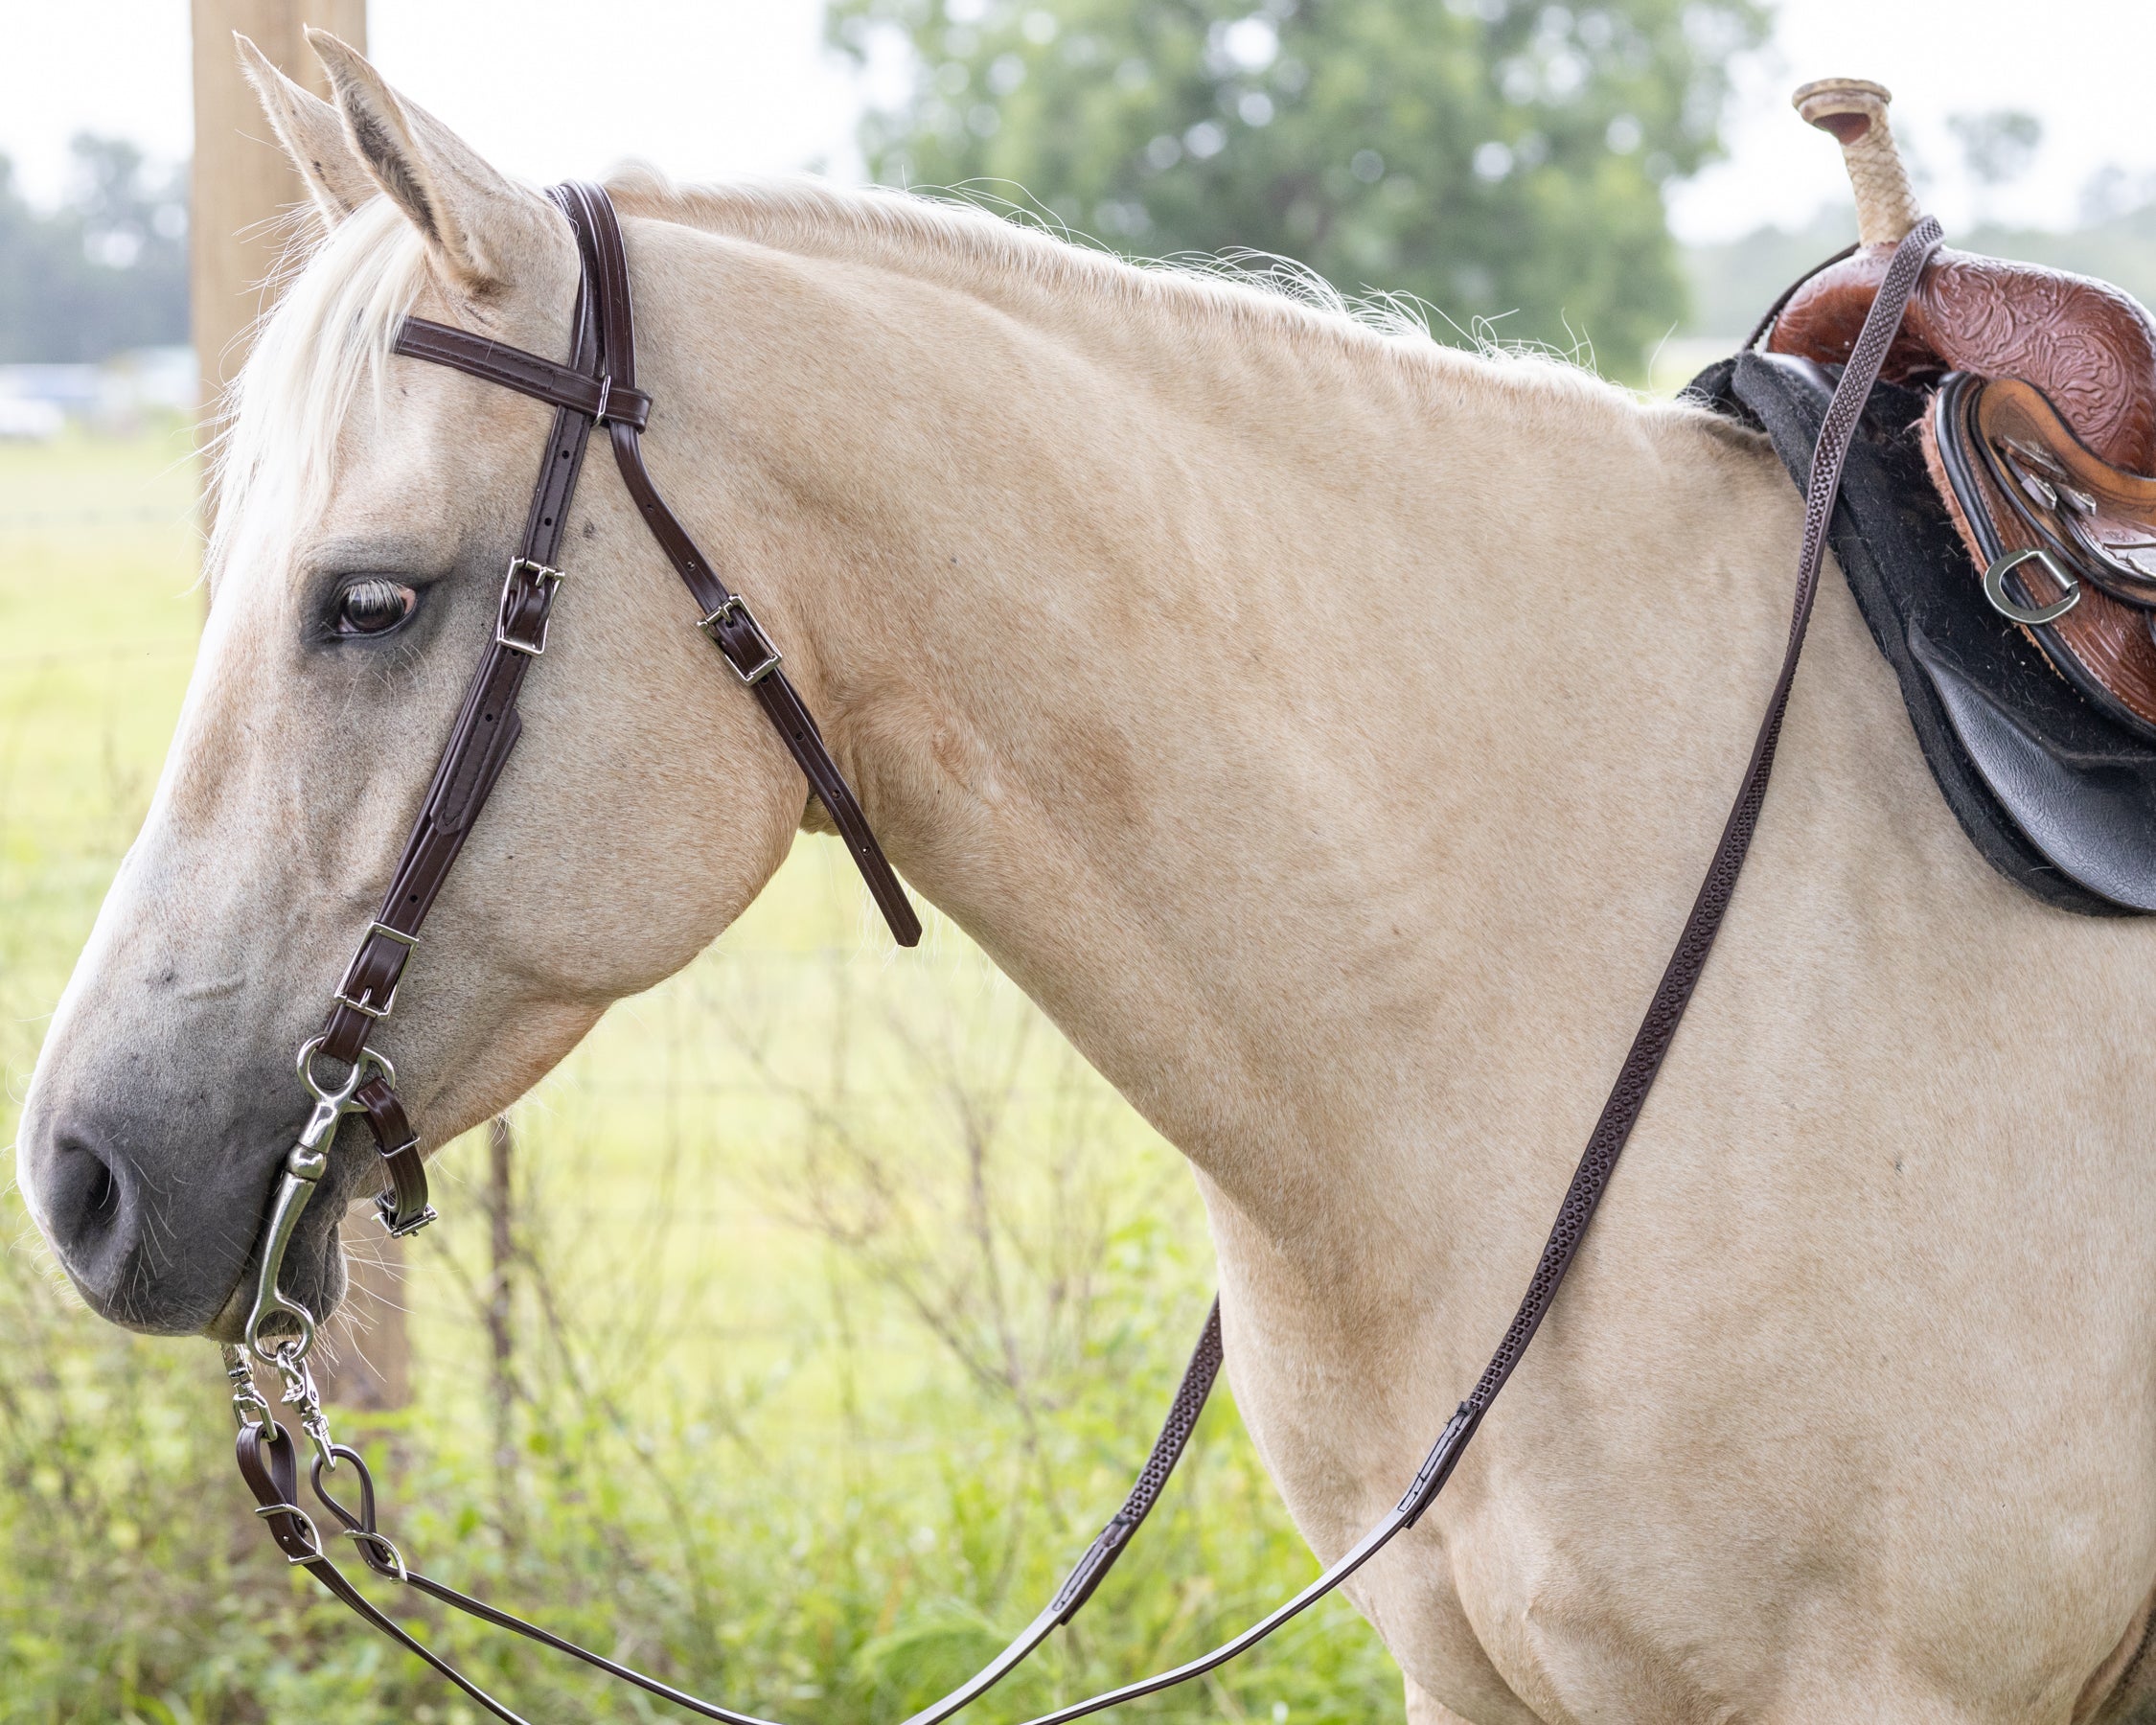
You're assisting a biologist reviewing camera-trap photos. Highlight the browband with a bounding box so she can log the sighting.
[395,316,652,428]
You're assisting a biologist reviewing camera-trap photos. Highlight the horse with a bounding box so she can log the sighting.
[17,32,2156,1724]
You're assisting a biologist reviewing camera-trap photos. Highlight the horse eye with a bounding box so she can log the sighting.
[333,578,418,637]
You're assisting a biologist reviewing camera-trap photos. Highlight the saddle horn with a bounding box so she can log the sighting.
[1760,71,2156,756]
[1793,78,1921,248]
[1767,75,2156,477]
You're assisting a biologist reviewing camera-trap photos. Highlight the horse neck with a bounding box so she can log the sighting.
[630,201,1804,1261]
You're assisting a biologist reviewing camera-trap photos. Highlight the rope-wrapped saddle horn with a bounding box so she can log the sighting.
[1792,78,1922,248]
[1767,73,2156,475]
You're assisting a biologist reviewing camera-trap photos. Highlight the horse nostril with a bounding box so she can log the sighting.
[44,1130,138,1276]
[84,1156,119,1222]
[22,1107,246,1335]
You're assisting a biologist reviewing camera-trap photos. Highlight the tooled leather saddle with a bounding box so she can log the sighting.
[1690,217,2156,914]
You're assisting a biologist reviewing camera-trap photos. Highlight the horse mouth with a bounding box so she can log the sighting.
[201,1154,358,1346]
[204,1216,349,1346]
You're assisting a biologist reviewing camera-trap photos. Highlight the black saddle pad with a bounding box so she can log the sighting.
[1689,349,2156,917]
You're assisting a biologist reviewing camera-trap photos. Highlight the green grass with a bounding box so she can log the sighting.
[0,428,1403,1724]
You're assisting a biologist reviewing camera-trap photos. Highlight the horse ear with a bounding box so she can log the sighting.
[305,27,553,297]
[236,34,377,231]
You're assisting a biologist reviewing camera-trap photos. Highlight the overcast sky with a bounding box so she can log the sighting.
[1,0,2151,243]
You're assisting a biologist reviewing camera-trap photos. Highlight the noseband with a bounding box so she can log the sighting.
[220,183,1941,1722]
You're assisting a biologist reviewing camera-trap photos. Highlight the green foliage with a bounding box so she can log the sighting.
[828,0,1767,376]
[0,1057,1395,1724]
[0,136,189,363]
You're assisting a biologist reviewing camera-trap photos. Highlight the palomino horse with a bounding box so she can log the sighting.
[18,33,2156,1724]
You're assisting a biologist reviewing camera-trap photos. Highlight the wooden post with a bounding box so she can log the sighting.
[320,1241,411,1411]
[190,1,401,1414]
[189,0,367,448]
[486,1116,522,1541]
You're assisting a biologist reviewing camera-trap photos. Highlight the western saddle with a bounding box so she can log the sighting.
[1765,79,2156,742]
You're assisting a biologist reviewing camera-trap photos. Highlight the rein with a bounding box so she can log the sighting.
[221,184,1941,1721]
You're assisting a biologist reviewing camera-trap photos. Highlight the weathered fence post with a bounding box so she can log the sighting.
[486,1115,522,1540]
[190,0,368,433]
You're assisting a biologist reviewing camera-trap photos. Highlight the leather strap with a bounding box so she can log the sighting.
[395,316,651,428]
[975,210,1948,1725]
[249,191,1940,1725]
[554,184,922,947]
[317,180,919,1235]
[237,1421,533,1722]
[251,1302,1225,1725]
[895,1300,1223,1725]
[328,197,600,1064]
[376,189,919,952]
[355,1077,433,1237]
[309,188,606,1235]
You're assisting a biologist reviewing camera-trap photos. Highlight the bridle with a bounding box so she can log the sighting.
[218,182,1941,1722]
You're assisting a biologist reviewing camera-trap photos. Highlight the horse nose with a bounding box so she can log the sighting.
[32,1121,148,1310]
[19,1092,297,1337]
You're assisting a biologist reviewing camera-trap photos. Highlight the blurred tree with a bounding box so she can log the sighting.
[1949,107,2040,227]
[1949,108,2042,195]
[828,0,1768,377]
[0,135,189,363]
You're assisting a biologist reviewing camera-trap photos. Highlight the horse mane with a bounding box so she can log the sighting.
[604,167,1626,407]
[213,171,1678,577]
[208,196,430,580]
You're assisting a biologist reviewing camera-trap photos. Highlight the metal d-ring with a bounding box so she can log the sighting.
[297,1036,396,1109]
[344,1527,409,1583]
[1983,546,2082,626]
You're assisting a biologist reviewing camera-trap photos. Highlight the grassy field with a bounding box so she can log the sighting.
[0,428,1401,1724]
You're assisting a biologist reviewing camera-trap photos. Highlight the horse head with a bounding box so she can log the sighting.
[17,34,813,1335]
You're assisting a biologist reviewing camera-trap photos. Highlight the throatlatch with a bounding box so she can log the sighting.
[224,183,1940,1722]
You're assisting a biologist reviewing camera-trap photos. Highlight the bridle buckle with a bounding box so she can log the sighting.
[495,557,566,656]
[698,593,783,685]
[333,922,418,1021]
[375,1144,439,1238]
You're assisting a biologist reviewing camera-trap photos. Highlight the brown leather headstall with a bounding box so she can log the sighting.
[306,183,919,1249]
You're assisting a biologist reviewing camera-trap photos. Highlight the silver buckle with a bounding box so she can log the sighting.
[377,1190,439,1239]
[698,594,782,685]
[592,375,613,425]
[374,1129,437,1238]
[252,1500,327,1565]
[495,557,565,656]
[333,923,418,1021]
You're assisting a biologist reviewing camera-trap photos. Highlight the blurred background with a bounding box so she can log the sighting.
[0,1,2143,1719]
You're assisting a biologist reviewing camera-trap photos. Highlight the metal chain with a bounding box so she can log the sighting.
[225,1342,337,1473]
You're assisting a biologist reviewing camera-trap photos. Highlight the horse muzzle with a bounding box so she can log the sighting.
[18,1069,356,1341]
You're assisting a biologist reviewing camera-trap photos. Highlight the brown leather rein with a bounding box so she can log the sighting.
[218,185,1941,1722]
